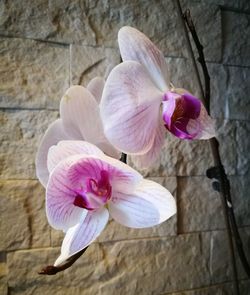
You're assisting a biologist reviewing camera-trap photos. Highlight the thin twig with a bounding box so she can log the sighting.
[175,1,242,294]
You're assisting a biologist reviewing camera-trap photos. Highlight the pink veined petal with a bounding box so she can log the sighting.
[162,93,178,128]
[60,85,106,145]
[46,155,89,231]
[54,208,109,266]
[100,61,163,155]
[87,76,105,104]
[36,119,71,187]
[67,154,143,195]
[109,179,176,228]
[187,104,216,139]
[118,26,169,92]
[130,117,166,169]
[47,140,105,173]
[46,152,143,232]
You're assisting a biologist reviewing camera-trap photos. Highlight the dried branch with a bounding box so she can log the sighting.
[38,247,88,275]
[182,7,250,280]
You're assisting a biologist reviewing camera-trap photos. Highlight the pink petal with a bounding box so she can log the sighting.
[100,61,163,155]
[187,104,216,139]
[109,179,176,228]
[131,118,165,169]
[36,119,71,187]
[87,77,105,104]
[60,85,106,145]
[118,26,169,92]
[47,140,105,173]
[46,156,88,231]
[67,155,143,194]
[54,208,109,266]
[46,154,142,231]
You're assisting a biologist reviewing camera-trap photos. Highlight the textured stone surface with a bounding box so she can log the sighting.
[209,63,250,120]
[70,45,120,85]
[0,0,185,56]
[222,10,250,66]
[209,227,250,283]
[165,280,250,295]
[8,234,210,294]
[0,180,49,251]
[0,38,69,109]
[178,174,250,231]
[236,121,250,175]
[0,0,224,62]
[216,119,237,175]
[178,176,224,233]
[226,66,250,120]
[208,63,228,119]
[51,177,177,247]
[0,110,58,179]
[0,284,7,295]
[230,175,250,226]
[0,252,7,295]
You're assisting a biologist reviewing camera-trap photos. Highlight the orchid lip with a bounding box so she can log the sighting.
[73,170,112,210]
[162,90,201,139]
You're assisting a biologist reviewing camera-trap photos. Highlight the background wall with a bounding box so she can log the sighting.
[0,0,250,294]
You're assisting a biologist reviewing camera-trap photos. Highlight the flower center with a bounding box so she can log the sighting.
[171,99,185,123]
[162,90,201,139]
[73,170,112,210]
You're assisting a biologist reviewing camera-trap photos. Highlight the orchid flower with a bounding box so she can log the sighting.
[45,140,176,266]
[100,26,215,169]
[36,77,119,187]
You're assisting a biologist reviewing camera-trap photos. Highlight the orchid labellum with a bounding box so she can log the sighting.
[36,77,119,187]
[100,26,215,169]
[45,140,176,266]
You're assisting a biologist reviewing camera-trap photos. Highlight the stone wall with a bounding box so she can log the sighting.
[0,0,250,294]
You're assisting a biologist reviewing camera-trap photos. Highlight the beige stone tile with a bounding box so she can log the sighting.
[7,234,210,294]
[0,109,58,179]
[0,180,50,250]
[0,38,69,109]
[70,45,120,86]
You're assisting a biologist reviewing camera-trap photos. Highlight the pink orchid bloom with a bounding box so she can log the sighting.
[36,77,119,187]
[100,26,215,169]
[45,140,176,266]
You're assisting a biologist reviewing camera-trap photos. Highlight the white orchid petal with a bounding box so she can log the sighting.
[101,61,163,155]
[87,77,105,104]
[54,208,109,266]
[60,85,105,145]
[47,140,104,173]
[131,118,165,169]
[188,104,216,139]
[118,26,169,92]
[36,119,71,187]
[109,179,176,228]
